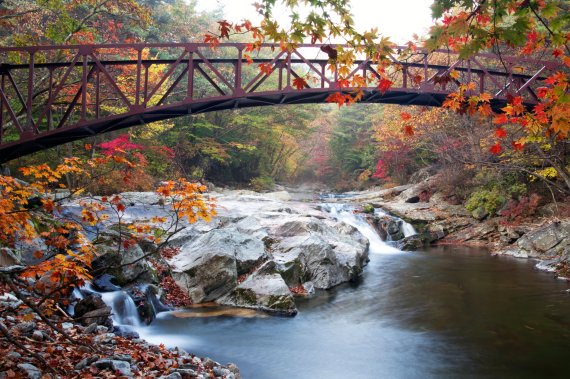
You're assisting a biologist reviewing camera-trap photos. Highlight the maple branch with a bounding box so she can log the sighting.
[529,6,570,55]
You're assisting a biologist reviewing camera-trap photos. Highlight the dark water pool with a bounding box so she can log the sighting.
[138,246,570,379]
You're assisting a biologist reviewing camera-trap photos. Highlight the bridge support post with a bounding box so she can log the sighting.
[233,46,245,96]
[26,52,34,133]
[0,74,3,144]
[187,51,194,101]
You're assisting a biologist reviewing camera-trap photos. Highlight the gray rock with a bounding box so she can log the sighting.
[92,359,132,376]
[303,281,315,295]
[0,292,22,310]
[173,368,197,376]
[75,356,100,370]
[119,191,162,205]
[171,228,268,302]
[213,367,232,377]
[274,234,366,289]
[74,295,111,326]
[6,352,21,360]
[0,247,21,267]
[396,235,425,251]
[516,220,570,257]
[226,363,240,377]
[14,321,35,334]
[83,323,98,334]
[159,373,182,379]
[81,306,112,326]
[31,330,44,341]
[471,206,489,221]
[17,363,42,379]
[218,261,297,315]
[92,235,157,286]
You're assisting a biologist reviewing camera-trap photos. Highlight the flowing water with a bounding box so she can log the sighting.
[110,204,570,379]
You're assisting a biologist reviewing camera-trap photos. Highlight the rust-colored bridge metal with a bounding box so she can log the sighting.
[0,42,562,162]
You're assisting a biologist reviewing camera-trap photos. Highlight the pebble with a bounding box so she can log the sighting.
[6,351,21,360]
[92,359,132,377]
[61,322,74,329]
[31,330,44,342]
[17,363,42,379]
[173,368,197,377]
[110,354,132,363]
[159,373,182,379]
[203,357,216,369]
[15,321,36,334]
[74,356,100,371]
[83,323,97,334]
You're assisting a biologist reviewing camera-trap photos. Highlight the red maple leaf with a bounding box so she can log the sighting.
[493,113,508,125]
[377,78,393,94]
[292,77,308,90]
[97,134,144,156]
[326,92,349,107]
[403,125,414,136]
[489,142,502,155]
[512,141,524,152]
[204,34,220,48]
[494,127,507,138]
[218,20,232,39]
[536,87,549,98]
[553,48,564,58]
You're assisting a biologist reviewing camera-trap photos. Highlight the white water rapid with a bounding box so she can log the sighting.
[322,203,405,255]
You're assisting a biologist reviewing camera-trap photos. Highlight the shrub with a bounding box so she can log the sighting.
[250,176,275,192]
[465,187,506,215]
[499,193,541,222]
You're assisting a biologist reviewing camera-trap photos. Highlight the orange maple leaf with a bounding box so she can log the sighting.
[258,63,273,76]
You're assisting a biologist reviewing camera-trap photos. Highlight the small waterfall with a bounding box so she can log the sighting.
[374,208,417,238]
[100,290,141,327]
[322,203,402,255]
[401,222,417,238]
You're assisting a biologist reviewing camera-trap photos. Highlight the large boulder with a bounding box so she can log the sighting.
[273,234,367,289]
[170,229,267,303]
[217,261,297,316]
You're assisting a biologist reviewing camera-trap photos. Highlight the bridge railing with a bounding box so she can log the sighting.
[0,43,562,156]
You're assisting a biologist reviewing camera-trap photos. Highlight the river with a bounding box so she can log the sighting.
[118,203,570,379]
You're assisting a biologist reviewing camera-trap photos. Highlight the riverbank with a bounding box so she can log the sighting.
[346,178,570,280]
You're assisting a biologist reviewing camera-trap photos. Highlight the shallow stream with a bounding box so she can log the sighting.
[113,204,570,378]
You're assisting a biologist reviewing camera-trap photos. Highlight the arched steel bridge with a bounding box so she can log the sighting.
[0,42,562,163]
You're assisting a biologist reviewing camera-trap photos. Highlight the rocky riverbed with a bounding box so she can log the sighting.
[83,189,371,317]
